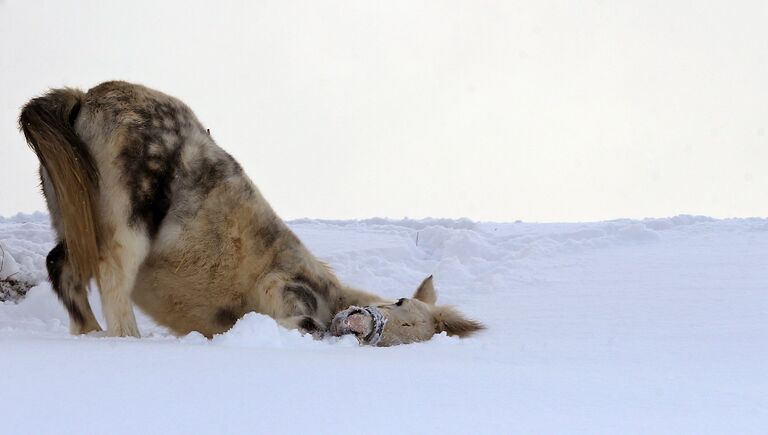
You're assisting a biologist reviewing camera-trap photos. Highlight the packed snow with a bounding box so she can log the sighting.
[1,213,767,434]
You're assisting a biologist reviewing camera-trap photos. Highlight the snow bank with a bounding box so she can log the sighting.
[1,214,767,434]
[209,312,359,348]
[0,212,53,284]
[0,240,20,280]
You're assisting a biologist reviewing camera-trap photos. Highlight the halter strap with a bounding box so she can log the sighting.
[361,306,387,346]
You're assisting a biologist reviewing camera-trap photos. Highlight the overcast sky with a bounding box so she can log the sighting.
[1,0,766,222]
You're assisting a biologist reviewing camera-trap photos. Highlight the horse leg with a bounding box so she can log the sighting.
[46,242,102,334]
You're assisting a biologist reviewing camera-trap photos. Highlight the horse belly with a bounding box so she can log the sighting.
[131,233,256,337]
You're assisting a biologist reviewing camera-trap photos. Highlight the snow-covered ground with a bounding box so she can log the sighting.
[1,213,766,434]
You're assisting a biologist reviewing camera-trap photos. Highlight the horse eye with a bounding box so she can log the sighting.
[395,298,406,306]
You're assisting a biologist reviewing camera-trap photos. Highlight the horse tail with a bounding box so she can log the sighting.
[19,88,102,284]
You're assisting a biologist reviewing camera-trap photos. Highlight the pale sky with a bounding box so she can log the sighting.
[1,0,766,222]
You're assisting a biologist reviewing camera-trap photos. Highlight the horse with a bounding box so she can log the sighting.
[19,81,484,346]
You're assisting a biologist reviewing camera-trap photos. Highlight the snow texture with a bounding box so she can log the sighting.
[0,213,766,434]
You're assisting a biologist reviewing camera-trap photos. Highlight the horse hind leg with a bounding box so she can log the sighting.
[97,227,150,338]
[46,243,102,334]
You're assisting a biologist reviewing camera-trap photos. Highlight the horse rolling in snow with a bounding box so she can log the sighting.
[19,81,484,346]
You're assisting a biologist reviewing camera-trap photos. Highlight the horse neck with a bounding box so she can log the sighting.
[331,284,388,314]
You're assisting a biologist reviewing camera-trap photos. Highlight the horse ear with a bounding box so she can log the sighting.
[413,275,437,305]
[433,306,485,338]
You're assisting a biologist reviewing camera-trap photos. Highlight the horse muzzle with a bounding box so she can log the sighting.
[330,306,387,346]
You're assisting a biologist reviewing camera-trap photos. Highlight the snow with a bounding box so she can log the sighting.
[0,212,52,283]
[1,213,767,434]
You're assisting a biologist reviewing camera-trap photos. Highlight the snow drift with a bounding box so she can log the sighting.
[1,213,766,434]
